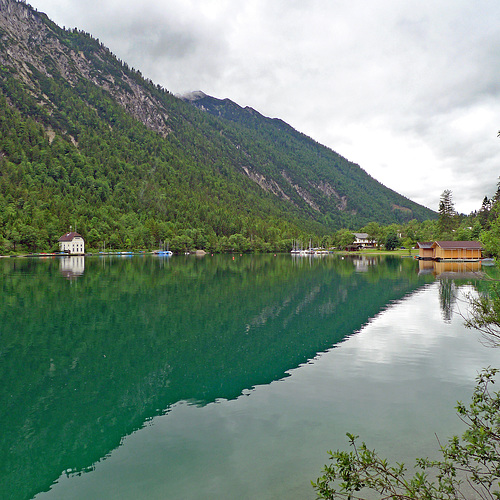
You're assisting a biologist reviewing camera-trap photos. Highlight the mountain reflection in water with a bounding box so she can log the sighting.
[0,254,459,499]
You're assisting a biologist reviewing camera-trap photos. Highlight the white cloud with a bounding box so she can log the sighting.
[29,0,500,213]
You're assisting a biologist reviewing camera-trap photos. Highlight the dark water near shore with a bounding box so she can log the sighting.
[1,254,499,499]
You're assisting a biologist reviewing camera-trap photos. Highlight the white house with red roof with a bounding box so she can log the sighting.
[58,231,85,255]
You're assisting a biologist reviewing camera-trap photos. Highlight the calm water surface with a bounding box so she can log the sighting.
[1,254,500,499]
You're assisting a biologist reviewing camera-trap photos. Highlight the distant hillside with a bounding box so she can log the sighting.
[179,91,435,225]
[0,0,436,253]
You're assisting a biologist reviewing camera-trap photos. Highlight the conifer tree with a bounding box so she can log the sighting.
[438,189,456,238]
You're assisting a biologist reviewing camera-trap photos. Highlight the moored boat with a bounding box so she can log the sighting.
[481,257,496,266]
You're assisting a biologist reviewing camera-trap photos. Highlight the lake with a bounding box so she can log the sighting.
[1,254,500,499]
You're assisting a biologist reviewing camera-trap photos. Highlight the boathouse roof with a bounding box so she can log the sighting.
[433,241,483,250]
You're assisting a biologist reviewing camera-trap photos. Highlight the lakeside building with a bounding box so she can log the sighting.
[416,242,434,260]
[352,233,376,249]
[417,241,483,261]
[58,231,85,255]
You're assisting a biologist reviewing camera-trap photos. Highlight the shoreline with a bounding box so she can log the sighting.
[1,249,419,259]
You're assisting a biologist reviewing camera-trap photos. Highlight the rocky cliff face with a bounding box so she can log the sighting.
[0,0,171,137]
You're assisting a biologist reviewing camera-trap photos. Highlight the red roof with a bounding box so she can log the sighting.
[58,231,83,242]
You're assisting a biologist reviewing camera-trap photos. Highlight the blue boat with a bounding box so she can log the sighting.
[153,250,173,257]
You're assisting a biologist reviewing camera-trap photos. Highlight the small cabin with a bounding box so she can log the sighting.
[417,241,483,261]
[58,231,85,255]
[417,242,434,260]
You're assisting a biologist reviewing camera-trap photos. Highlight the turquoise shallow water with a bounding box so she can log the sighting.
[1,254,499,499]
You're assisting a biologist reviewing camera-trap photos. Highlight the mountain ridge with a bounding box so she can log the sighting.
[177,90,431,219]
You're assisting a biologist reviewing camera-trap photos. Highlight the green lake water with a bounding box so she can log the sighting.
[1,254,500,499]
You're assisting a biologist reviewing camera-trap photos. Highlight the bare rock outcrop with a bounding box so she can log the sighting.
[0,0,171,137]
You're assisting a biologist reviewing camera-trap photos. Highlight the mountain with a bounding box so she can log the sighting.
[0,0,436,253]
[178,90,435,223]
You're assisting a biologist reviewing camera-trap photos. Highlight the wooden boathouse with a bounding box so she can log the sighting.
[417,241,483,261]
[416,242,434,260]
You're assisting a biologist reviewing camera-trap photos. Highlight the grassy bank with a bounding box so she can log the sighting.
[334,248,418,257]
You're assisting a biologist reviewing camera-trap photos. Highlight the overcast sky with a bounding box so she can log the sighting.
[28,0,500,214]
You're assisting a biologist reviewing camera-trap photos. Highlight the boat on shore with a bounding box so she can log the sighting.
[153,250,173,256]
[153,241,173,256]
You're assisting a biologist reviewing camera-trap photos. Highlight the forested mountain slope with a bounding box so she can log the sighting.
[179,91,434,226]
[0,0,435,253]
